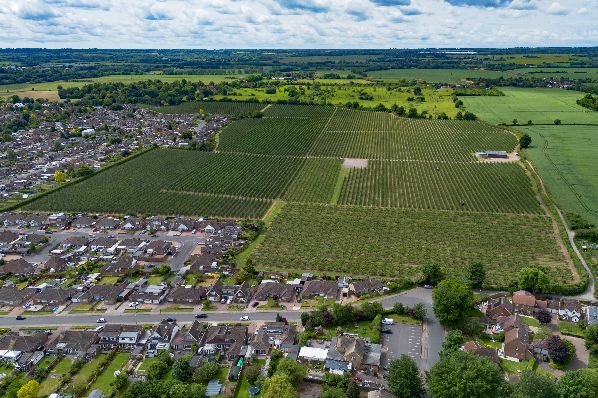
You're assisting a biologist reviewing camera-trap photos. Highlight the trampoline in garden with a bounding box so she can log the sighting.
[248,386,260,396]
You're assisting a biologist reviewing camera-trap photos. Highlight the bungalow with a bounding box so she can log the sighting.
[0,258,35,276]
[146,216,168,231]
[0,332,48,353]
[188,253,219,273]
[171,320,208,351]
[95,218,120,230]
[0,230,20,246]
[76,284,126,305]
[169,218,195,233]
[33,288,77,305]
[204,325,247,361]
[100,255,138,276]
[16,350,44,371]
[302,280,339,301]
[61,236,88,249]
[145,240,174,257]
[559,298,582,323]
[48,330,99,359]
[45,256,68,273]
[251,322,297,357]
[0,287,36,306]
[116,238,145,254]
[120,218,146,231]
[89,237,118,253]
[207,280,252,303]
[130,284,169,304]
[72,216,95,229]
[512,290,536,315]
[166,286,206,305]
[252,282,295,303]
[349,280,385,297]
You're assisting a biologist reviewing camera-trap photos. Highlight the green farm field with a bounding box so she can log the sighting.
[251,203,572,288]
[367,68,510,84]
[522,125,598,225]
[149,101,264,116]
[461,87,598,125]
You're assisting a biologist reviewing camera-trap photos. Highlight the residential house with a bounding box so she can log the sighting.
[166,286,206,305]
[531,340,550,362]
[45,256,68,273]
[130,284,169,304]
[349,280,385,297]
[33,288,76,305]
[100,256,138,276]
[171,320,208,351]
[145,240,175,257]
[116,238,145,254]
[512,290,537,315]
[62,236,88,250]
[169,218,195,232]
[76,284,126,305]
[326,336,381,375]
[95,218,120,230]
[251,322,297,357]
[482,295,514,322]
[298,346,328,364]
[188,253,219,273]
[207,280,251,303]
[146,216,168,232]
[72,216,95,228]
[462,340,500,364]
[497,315,532,362]
[559,298,582,323]
[16,350,45,371]
[120,217,146,231]
[147,320,180,353]
[0,258,35,276]
[302,280,339,301]
[89,237,118,253]
[0,332,48,353]
[0,287,36,306]
[252,282,295,303]
[203,325,247,361]
[48,330,99,358]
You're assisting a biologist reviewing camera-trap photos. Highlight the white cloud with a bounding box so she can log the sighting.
[0,0,594,48]
[546,2,568,15]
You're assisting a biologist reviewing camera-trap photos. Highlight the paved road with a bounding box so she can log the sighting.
[381,322,422,368]
[23,229,203,271]
[0,287,444,370]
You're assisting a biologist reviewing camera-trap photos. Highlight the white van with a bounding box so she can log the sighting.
[382,318,394,325]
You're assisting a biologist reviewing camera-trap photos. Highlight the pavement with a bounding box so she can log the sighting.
[24,229,204,271]
[381,322,422,368]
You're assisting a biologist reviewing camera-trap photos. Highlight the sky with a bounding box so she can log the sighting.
[0,0,596,48]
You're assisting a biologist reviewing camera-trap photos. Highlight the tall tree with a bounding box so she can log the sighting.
[172,357,192,382]
[422,263,444,286]
[556,369,598,398]
[387,355,425,398]
[262,374,299,398]
[17,381,39,398]
[465,262,486,288]
[427,351,510,398]
[275,358,306,386]
[440,330,465,357]
[519,133,532,149]
[512,370,557,398]
[432,278,474,328]
[518,267,550,294]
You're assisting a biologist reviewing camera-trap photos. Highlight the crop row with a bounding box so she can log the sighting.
[263,104,336,118]
[218,117,327,156]
[282,158,342,203]
[338,161,541,214]
[252,203,572,287]
[153,101,264,116]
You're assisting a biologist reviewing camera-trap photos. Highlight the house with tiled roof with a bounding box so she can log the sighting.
[462,340,500,364]
[204,325,247,361]
[251,322,297,357]
[0,287,36,306]
[302,280,339,301]
[172,320,208,351]
[497,315,532,362]
[166,286,206,305]
[512,290,537,315]
[559,298,582,323]
[0,258,35,276]
[48,330,99,359]
[252,282,295,303]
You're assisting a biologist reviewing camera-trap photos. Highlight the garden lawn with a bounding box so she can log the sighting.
[500,358,535,375]
[37,358,72,397]
[89,353,130,395]
[559,321,586,338]
[98,276,120,285]
[71,353,107,387]
[521,316,540,327]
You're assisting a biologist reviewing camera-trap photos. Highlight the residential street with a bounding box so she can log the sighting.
[0,287,444,370]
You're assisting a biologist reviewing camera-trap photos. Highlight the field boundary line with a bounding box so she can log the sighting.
[306,106,338,156]
[260,104,272,113]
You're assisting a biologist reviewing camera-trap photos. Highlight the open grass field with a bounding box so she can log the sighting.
[214,85,459,118]
[512,67,598,80]
[251,203,572,288]
[461,88,598,125]
[367,68,509,84]
[339,161,541,213]
[522,125,598,225]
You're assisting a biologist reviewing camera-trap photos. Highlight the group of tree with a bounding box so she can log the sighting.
[260,358,306,398]
[318,373,360,398]
[300,301,385,330]
[577,94,598,111]
[422,262,486,289]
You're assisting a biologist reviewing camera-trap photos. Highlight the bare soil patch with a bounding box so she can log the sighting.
[343,158,368,168]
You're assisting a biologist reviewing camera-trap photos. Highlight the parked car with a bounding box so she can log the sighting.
[165,318,176,323]
[95,325,104,333]
[423,284,433,289]
[381,318,394,325]
[16,315,26,320]
[240,316,250,321]
[381,329,392,334]
[96,317,106,323]
[251,302,259,308]
[195,313,208,319]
